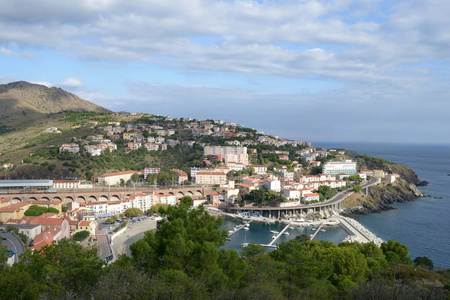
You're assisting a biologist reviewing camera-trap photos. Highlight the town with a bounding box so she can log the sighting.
[0,114,401,265]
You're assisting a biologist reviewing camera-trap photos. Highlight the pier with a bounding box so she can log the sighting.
[337,217,370,243]
[228,221,252,237]
[309,223,324,240]
[268,223,291,246]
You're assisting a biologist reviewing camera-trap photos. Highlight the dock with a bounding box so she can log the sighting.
[309,223,324,240]
[268,223,291,246]
[337,218,370,243]
[228,221,252,237]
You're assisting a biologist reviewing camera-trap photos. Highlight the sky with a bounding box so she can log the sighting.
[0,0,449,144]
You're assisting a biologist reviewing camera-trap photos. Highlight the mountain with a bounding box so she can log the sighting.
[0,81,109,125]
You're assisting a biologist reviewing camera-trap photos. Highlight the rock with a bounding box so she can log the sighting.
[417,180,429,186]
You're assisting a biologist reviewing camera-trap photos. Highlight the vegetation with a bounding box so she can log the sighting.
[24,205,59,216]
[0,199,448,299]
[244,188,286,205]
[73,230,90,242]
[124,208,143,217]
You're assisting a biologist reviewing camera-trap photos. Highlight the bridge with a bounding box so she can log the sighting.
[219,177,380,219]
[1,186,215,204]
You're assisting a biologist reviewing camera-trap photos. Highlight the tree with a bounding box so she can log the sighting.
[130,199,246,291]
[131,173,140,182]
[73,230,90,242]
[381,240,411,264]
[125,207,143,217]
[353,185,362,192]
[413,256,434,270]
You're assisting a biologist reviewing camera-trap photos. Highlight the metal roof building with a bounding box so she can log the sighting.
[0,180,53,189]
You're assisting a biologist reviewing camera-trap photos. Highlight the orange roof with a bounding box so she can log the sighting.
[78,220,91,227]
[196,172,226,176]
[0,201,30,213]
[31,227,60,251]
[100,171,137,177]
[305,193,319,197]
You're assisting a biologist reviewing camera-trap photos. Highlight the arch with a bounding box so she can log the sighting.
[76,195,86,203]
[63,196,74,203]
[11,197,22,204]
[126,194,132,197]
[99,195,108,202]
[87,195,97,202]
[186,191,194,196]
[195,190,203,197]
[158,192,164,196]
[29,197,37,201]
[168,192,175,196]
[53,196,62,202]
[110,195,120,201]
[176,191,185,198]
[40,196,50,201]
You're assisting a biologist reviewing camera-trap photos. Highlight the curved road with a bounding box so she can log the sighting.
[221,176,380,211]
[0,231,26,263]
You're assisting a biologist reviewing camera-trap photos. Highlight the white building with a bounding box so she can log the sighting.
[304,193,320,202]
[195,172,227,185]
[157,194,177,206]
[129,194,157,212]
[263,178,281,192]
[59,143,79,154]
[204,146,249,165]
[322,161,357,175]
[283,189,300,200]
[97,171,137,186]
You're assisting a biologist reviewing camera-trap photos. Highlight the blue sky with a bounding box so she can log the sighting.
[0,0,449,144]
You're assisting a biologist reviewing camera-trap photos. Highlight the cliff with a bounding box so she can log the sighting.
[342,178,423,215]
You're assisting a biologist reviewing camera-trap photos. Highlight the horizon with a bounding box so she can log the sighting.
[1,1,449,144]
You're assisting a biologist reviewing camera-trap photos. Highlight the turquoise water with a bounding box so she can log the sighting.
[315,142,450,269]
[221,216,348,253]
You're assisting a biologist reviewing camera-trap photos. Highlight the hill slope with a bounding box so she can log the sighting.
[0,81,109,127]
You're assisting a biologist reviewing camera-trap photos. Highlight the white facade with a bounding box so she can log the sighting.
[283,189,300,200]
[97,171,137,186]
[129,194,156,212]
[158,194,177,206]
[263,179,281,192]
[195,172,227,185]
[322,161,357,175]
[204,146,249,165]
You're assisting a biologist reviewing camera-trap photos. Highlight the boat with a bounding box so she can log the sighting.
[321,229,326,232]
[289,226,294,229]
[245,223,250,227]
[270,230,277,234]
[312,227,317,231]
[272,235,277,239]
[283,232,290,235]
[227,238,232,241]
[243,227,249,231]
[228,230,234,234]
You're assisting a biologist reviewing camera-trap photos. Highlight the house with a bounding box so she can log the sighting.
[249,165,268,175]
[263,178,281,192]
[97,171,137,186]
[157,194,177,206]
[171,169,188,185]
[304,193,320,202]
[59,143,79,154]
[283,189,300,200]
[77,220,96,237]
[53,180,79,189]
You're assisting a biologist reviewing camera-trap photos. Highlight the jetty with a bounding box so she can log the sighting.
[228,221,252,237]
[268,223,291,246]
[337,217,370,243]
[309,223,324,240]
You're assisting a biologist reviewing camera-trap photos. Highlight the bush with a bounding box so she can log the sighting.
[73,230,90,242]
[125,208,143,217]
[24,205,59,216]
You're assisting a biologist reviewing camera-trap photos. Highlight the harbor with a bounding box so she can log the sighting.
[221,212,383,253]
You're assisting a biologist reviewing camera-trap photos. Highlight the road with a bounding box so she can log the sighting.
[95,226,112,260]
[0,231,26,263]
[222,176,381,211]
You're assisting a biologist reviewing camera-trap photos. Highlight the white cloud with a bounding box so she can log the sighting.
[31,81,52,87]
[61,77,83,88]
[0,47,36,59]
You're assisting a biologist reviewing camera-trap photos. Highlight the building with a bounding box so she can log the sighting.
[59,143,79,154]
[263,178,281,192]
[322,161,357,175]
[304,193,320,202]
[97,171,137,186]
[129,194,158,212]
[248,165,268,175]
[195,172,227,185]
[144,167,161,178]
[204,146,249,165]
[157,194,177,206]
[171,169,188,185]
[53,180,79,189]
[283,189,300,200]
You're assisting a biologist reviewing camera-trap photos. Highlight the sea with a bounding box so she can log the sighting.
[222,142,450,269]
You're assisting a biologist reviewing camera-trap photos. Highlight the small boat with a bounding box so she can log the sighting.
[272,235,277,239]
[312,227,317,231]
[245,223,250,227]
[228,230,234,234]
[227,238,232,241]
[243,227,249,231]
[289,226,294,229]
[270,230,277,234]
[321,229,326,232]
[283,232,290,235]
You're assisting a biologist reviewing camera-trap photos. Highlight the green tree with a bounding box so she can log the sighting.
[353,185,362,192]
[381,240,411,264]
[73,230,90,242]
[131,173,140,182]
[413,256,434,270]
[125,207,143,217]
